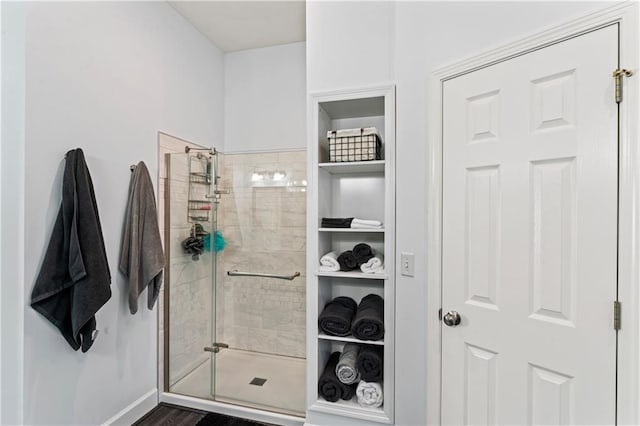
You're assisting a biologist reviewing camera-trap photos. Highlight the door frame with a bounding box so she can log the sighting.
[425,3,639,424]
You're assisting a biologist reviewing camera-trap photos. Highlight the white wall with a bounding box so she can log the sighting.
[224,42,306,152]
[1,2,26,424]
[16,2,223,424]
[306,2,612,425]
[306,1,395,92]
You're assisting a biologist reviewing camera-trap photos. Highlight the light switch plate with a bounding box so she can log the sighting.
[401,252,415,277]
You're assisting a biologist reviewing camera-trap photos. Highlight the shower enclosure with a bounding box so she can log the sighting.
[163,145,307,417]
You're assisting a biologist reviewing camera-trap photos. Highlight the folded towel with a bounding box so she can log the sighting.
[351,218,383,228]
[361,254,384,274]
[351,222,383,229]
[356,380,383,408]
[336,343,361,385]
[318,296,357,336]
[319,251,340,272]
[357,345,384,381]
[337,250,359,271]
[352,294,385,341]
[30,148,112,352]
[328,127,379,138]
[119,161,165,314]
[321,217,354,228]
[318,352,357,402]
[353,243,374,265]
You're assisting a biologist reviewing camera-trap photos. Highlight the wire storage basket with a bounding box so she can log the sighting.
[327,127,381,162]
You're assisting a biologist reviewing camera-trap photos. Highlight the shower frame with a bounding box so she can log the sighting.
[158,137,305,426]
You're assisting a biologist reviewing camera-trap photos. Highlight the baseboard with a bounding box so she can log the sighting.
[102,389,158,426]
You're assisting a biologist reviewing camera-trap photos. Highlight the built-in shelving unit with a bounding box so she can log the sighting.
[307,84,395,425]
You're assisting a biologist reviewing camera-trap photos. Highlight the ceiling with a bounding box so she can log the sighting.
[169,1,306,52]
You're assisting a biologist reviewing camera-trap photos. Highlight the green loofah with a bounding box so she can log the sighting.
[214,230,227,252]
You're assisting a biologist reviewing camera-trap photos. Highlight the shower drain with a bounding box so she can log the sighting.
[249,377,267,386]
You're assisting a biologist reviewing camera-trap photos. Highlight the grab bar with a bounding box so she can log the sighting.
[227,270,301,281]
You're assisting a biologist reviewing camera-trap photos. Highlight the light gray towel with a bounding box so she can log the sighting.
[119,161,164,314]
[356,380,383,408]
[335,343,361,385]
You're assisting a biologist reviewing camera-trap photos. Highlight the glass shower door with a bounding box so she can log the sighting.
[211,150,307,416]
[165,151,218,400]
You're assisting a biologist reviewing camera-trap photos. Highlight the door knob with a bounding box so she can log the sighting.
[443,310,461,327]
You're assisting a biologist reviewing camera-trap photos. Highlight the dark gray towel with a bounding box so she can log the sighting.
[119,161,165,314]
[351,294,385,341]
[31,148,111,352]
[318,352,357,402]
[357,345,384,381]
[337,250,359,271]
[353,243,374,265]
[318,296,357,336]
[321,217,353,228]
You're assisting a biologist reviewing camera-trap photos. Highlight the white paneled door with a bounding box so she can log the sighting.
[442,25,619,425]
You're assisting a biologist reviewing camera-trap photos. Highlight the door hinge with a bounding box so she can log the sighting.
[612,69,633,103]
[614,301,621,331]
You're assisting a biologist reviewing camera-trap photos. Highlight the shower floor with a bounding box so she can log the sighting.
[170,349,306,417]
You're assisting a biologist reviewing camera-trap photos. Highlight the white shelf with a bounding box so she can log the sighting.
[311,397,389,424]
[318,333,384,346]
[319,227,384,233]
[319,160,385,174]
[316,271,387,280]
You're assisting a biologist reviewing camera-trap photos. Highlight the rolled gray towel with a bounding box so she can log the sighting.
[335,343,361,385]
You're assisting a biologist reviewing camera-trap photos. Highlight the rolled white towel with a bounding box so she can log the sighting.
[319,251,340,272]
[360,255,384,274]
[351,218,383,228]
[356,380,383,408]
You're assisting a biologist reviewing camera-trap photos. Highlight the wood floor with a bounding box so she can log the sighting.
[133,403,275,426]
[133,403,207,426]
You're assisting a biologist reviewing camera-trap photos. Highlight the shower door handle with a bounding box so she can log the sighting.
[204,342,229,353]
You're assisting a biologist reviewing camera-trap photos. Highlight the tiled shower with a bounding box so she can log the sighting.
[160,133,307,416]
